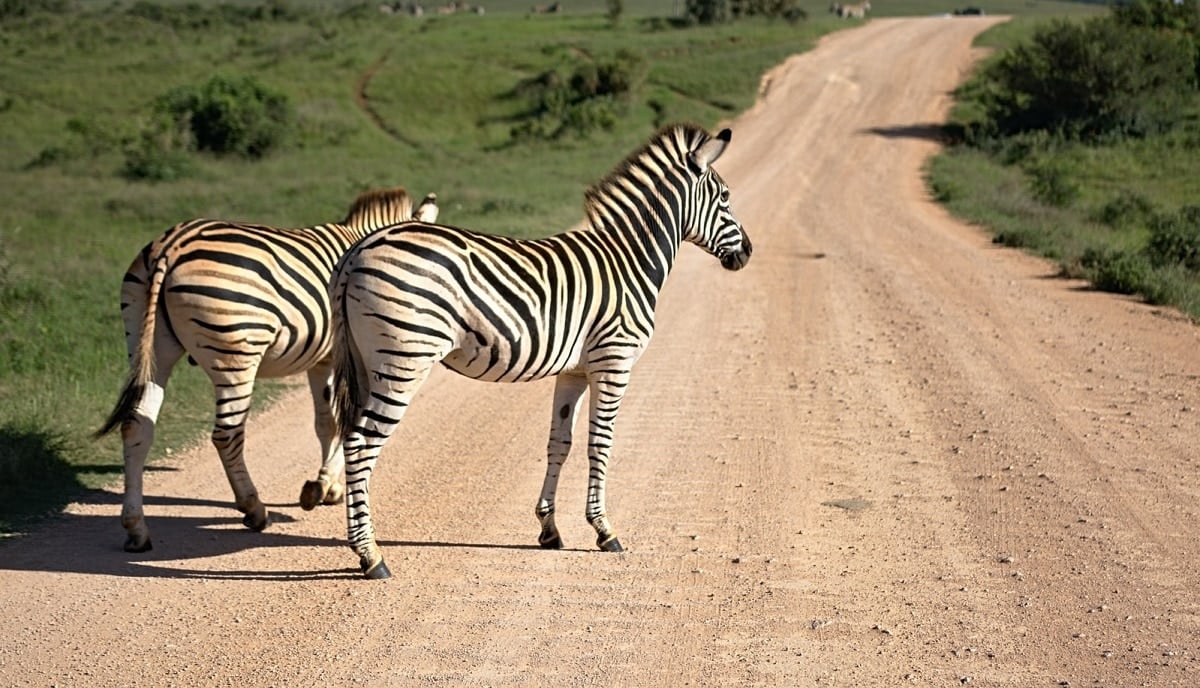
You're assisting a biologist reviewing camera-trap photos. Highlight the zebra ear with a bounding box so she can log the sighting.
[415,193,439,223]
[688,128,731,174]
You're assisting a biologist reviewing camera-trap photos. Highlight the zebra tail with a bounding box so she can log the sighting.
[329,261,365,443]
[94,255,169,438]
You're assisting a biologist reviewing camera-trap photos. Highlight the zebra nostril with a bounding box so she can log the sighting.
[721,250,750,271]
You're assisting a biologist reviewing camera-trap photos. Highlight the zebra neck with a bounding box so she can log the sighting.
[584,182,684,294]
[585,213,679,295]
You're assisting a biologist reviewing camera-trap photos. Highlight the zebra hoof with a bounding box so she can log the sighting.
[322,482,345,506]
[299,480,324,511]
[597,535,624,553]
[539,534,564,550]
[243,510,270,532]
[362,558,392,580]
[124,535,153,553]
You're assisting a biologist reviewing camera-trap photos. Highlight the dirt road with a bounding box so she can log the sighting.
[4,17,1198,686]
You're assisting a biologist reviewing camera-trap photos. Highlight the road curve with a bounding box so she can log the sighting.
[3,17,1198,686]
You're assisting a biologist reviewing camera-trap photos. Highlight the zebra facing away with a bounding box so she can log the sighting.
[838,0,870,18]
[95,187,439,553]
[328,123,751,579]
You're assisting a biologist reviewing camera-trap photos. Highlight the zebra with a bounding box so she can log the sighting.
[838,0,869,18]
[95,187,439,553]
[327,123,751,579]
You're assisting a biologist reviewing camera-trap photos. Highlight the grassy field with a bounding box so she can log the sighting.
[0,0,841,533]
[0,0,1108,534]
[927,11,1200,320]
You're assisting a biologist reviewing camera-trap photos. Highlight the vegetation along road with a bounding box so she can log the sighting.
[3,15,1198,686]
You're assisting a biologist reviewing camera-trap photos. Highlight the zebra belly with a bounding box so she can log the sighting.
[440,332,585,383]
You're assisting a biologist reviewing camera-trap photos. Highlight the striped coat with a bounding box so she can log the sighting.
[96,187,438,553]
[329,124,752,578]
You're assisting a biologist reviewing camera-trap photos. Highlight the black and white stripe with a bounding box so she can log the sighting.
[329,123,751,578]
[96,187,438,553]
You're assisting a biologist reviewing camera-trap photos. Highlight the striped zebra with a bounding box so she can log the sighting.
[95,187,439,553]
[837,0,870,18]
[328,123,751,579]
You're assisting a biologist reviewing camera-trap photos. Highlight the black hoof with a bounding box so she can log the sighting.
[598,536,624,553]
[124,536,153,553]
[299,481,323,511]
[362,559,391,580]
[539,534,564,550]
[243,511,270,532]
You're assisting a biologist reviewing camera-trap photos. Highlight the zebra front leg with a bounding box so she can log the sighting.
[584,371,630,553]
[536,373,588,549]
[209,375,268,531]
[299,362,345,510]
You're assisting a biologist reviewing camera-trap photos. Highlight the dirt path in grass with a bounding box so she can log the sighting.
[4,16,1199,686]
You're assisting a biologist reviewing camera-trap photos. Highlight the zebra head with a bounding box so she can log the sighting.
[685,128,752,272]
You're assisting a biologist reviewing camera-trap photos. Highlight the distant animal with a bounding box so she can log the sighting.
[838,0,870,18]
[327,123,752,579]
[96,188,439,554]
[529,1,561,14]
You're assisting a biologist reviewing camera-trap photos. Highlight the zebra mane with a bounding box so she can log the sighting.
[583,122,712,226]
[342,187,414,230]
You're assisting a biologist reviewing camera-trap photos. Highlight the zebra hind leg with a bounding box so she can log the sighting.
[299,362,346,510]
[120,380,168,552]
[343,361,437,579]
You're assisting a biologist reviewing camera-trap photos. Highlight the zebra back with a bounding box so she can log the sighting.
[343,187,410,232]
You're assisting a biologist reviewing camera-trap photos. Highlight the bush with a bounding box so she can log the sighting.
[1081,245,1151,295]
[1095,190,1155,229]
[1112,0,1200,79]
[606,0,623,26]
[122,129,196,182]
[1026,159,1079,208]
[685,0,730,25]
[732,0,803,20]
[154,74,293,158]
[977,17,1196,141]
[1147,205,1200,270]
[0,0,68,21]
[511,51,645,141]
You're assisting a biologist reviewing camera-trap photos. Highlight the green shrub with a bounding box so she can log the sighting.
[732,0,803,20]
[1082,245,1151,295]
[511,50,646,141]
[606,0,623,26]
[1147,205,1200,270]
[685,0,731,25]
[122,134,196,182]
[1026,159,1079,208]
[0,0,68,20]
[1112,0,1200,82]
[154,74,293,158]
[1095,190,1155,229]
[978,17,1196,141]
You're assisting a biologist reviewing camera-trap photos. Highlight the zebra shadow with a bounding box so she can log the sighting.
[0,501,553,581]
[861,123,951,143]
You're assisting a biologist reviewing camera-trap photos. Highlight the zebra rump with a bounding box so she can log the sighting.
[325,122,751,578]
[96,186,438,554]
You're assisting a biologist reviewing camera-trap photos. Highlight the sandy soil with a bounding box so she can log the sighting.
[3,17,1198,687]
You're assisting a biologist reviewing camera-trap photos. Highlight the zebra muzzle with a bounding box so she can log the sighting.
[721,231,752,271]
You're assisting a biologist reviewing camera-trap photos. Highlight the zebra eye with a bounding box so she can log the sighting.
[720,188,730,203]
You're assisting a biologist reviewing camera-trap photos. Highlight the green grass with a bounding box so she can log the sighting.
[926,13,1200,321]
[0,1,838,534]
[0,0,1115,534]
